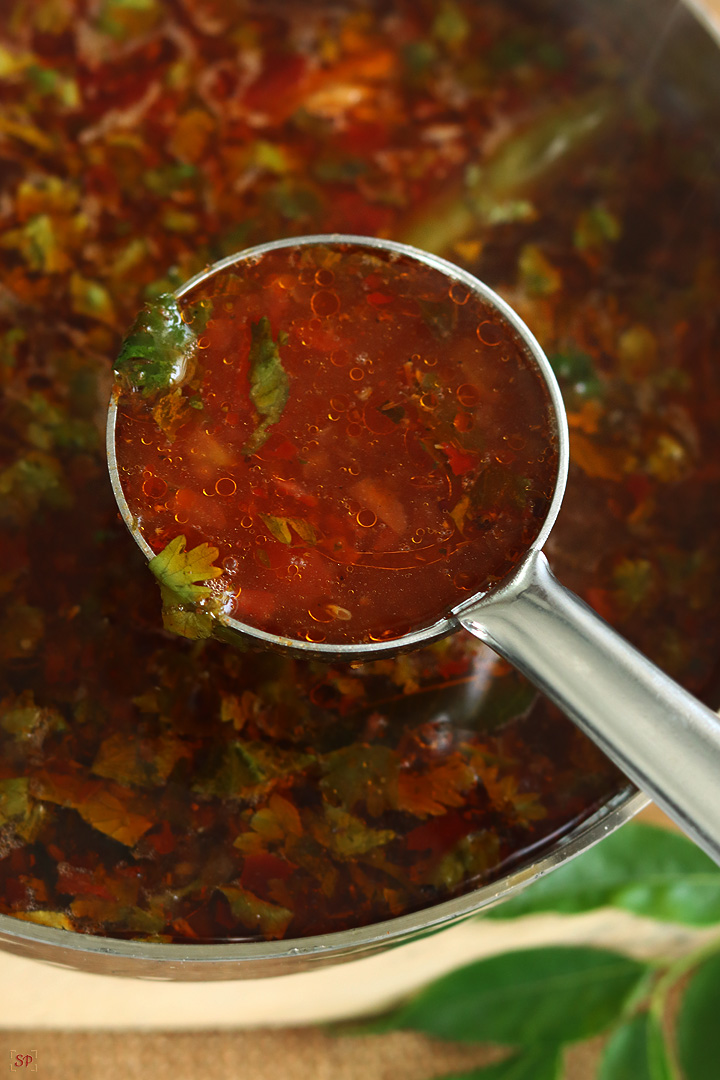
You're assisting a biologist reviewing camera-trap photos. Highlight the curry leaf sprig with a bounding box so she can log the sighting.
[353,824,720,1080]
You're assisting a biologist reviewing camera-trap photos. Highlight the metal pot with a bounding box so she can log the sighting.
[1,0,717,980]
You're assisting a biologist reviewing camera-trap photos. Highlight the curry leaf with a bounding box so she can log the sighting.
[676,949,720,1080]
[115,293,197,395]
[484,823,720,925]
[647,1010,676,1080]
[437,1045,562,1080]
[375,947,648,1046]
[149,534,223,603]
[598,1013,658,1080]
[244,315,290,453]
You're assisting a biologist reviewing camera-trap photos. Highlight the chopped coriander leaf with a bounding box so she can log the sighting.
[149,534,223,604]
[115,294,198,395]
[148,536,224,640]
[244,316,290,453]
[158,589,217,640]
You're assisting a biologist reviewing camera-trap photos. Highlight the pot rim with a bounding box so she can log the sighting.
[0,786,646,979]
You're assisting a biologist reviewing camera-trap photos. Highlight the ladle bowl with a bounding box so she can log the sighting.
[108,235,720,867]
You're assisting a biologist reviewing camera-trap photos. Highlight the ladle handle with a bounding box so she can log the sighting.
[459,549,720,864]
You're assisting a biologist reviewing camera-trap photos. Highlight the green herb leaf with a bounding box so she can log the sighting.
[438,1044,562,1080]
[598,1013,658,1080]
[259,513,293,545]
[418,297,458,340]
[0,694,65,742]
[0,777,31,826]
[314,803,395,859]
[158,586,216,640]
[219,884,293,939]
[548,349,603,400]
[152,387,194,443]
[149,534,223,604]
[574,205,621,253]
[0,451,70,524]
[290,518,317,544]
[115,293,197,395]
[676,949,720,1080]
[484,823,720,925]
[647,1010,675,1080]
[432,1,470,49]
[142,163,197,197]
[193,740,314,798]
[259,514,317,546]
[149,536,224,640]
[518,244,561,297]
[244,316,290,453]
[375,947,648,1046]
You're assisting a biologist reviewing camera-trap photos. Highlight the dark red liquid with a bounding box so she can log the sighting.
[114,244,558,644]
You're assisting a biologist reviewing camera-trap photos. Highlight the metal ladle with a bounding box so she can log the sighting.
[108,235,720,865]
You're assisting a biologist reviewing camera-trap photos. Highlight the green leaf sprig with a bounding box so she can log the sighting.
[349,823,720,1080]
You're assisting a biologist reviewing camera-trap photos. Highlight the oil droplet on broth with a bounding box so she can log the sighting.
[308,606,333,623]
[142,476,167,499]
[456,384,481,407]
[215,477,237,496]
[315,267,335,287]
[449,281,470,305]
[477,320,504,346]
[311,290,340,317]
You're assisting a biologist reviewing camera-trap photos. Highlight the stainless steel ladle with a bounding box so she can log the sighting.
[108,235,720,865]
